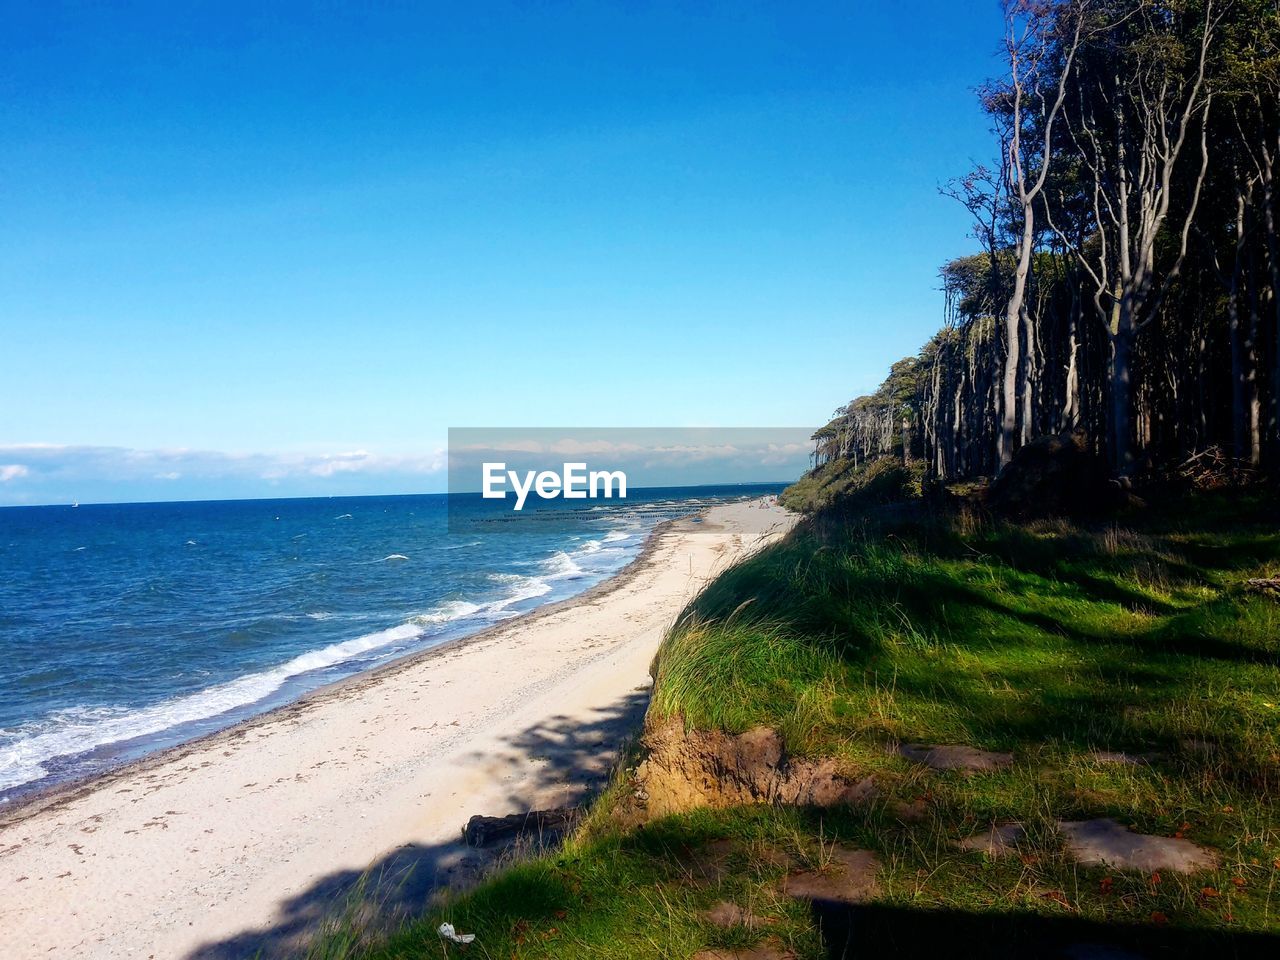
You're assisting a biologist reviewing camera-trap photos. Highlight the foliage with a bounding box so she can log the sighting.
[779,455,917,514]
[809,0,1280,483]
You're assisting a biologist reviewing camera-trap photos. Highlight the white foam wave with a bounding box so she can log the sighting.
[441,540,483,551]
[542,551,584,580]
[486,573,552,612]
[412,600,483,625]
[0,621,425,793]
[0,520,659,795]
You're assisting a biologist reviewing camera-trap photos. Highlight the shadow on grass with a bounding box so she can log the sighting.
[812,900,1280,959]
[663,495,1280,792]
[184,688,650,960]
[915,570,1280,668]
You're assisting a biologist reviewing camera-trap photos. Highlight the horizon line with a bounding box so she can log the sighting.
[0,480,793,511]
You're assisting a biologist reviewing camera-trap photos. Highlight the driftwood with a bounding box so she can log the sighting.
[461,808,577,847]
[1245,578,1280,596]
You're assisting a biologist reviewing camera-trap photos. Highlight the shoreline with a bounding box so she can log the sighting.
[0,497,795,960]
[0,512,681,828]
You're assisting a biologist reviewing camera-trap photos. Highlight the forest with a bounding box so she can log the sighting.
[810,0,1280,489]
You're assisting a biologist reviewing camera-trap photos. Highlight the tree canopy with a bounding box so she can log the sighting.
[811,0,1280,485]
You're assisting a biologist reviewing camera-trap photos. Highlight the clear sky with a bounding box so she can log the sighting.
[0,1,1001,505]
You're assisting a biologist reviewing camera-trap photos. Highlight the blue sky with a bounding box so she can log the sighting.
[0,1,1001,505]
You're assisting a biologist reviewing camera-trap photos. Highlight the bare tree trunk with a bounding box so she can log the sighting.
[1112,324,1135,476]
[1021,301,1037,444]
[1061,284,1082,432]
[1248,242,1263,465]
[1229,181,1250,460]
[1000,249,1026,466]
[1047,1,1216,478]
[1261,134,1280,459]
[995,2,1085,467]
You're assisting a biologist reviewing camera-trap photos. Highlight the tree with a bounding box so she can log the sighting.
[1049,0,1219,475]
[987,0,1089,467]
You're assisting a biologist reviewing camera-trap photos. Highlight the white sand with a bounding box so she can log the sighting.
[0,499,795,960]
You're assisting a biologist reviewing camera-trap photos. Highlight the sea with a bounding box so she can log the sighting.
[0,484,783,803]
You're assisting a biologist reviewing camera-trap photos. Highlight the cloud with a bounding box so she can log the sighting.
[256,448,446,480]
[455,439,649,456]
[0,444,447,501]
[445,428,813,491]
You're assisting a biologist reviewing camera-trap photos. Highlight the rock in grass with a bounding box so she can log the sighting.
[1245,577,1280,596]
[956,822,1025,857]
[461,808,576,847]
[692,942,796,960]
[781,846,880,905]
[898,743,1013,773]
[703,901,772,929]
[1058,818,1219,873]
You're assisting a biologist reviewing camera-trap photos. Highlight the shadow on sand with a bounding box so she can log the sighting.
[185,687,650,959]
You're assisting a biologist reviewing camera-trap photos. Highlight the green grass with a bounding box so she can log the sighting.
[358,809,829,960]
[314,491,1280,958]
[777,455,920,514]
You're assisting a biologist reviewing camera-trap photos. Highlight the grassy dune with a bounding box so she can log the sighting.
[323,492,1280,958]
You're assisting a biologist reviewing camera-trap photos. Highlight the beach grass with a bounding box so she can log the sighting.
[318,491,1280,957]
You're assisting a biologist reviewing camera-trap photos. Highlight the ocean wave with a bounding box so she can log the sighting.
[542,551,584,581]
[0,487,767,802]
[0,621,425,793]
[0,549,598,793]
[440,540,483,551]
[486,572,553,611]
[412,600,483,625]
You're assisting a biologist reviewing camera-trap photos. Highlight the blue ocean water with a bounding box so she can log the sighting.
[0,485,782,801]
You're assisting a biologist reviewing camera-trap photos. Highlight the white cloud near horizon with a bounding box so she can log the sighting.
[1,431,810,504]
[0,444,447,504]
[445,428,813,492]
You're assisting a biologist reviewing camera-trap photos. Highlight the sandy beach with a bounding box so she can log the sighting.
[0,498,794,960]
